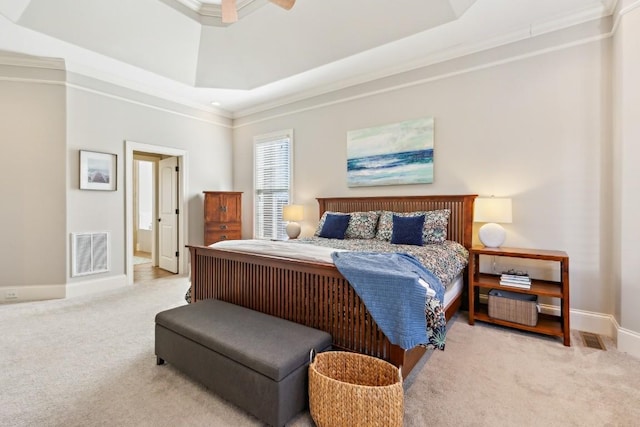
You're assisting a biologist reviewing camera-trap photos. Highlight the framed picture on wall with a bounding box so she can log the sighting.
[347,117,434,187]
[79,150,117,191]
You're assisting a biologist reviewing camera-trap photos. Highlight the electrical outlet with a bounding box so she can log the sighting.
[5,290,18,300]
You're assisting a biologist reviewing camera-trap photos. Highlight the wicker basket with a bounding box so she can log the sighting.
[488,289,538,326]
[308,351,403,427]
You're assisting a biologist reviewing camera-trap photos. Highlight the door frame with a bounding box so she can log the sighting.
[125,140,188,285]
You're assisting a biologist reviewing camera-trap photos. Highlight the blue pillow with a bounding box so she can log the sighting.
[319,213,351,239]
[391,214,425,246]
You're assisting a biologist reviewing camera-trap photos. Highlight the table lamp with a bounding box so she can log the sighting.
[282,204,304,239]
[474,197,512,248]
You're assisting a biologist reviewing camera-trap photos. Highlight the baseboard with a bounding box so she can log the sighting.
[617,325,640,359]
[529,304,639,353]
[65,274,128,298]
[540,305,618,338]
[1,275,130,304]
[0,284,65,303]
[478,295,618,338]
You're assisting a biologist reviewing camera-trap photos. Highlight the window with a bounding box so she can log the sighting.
[254,130,293,240]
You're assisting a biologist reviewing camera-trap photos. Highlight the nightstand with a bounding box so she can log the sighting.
[468,246,570,346]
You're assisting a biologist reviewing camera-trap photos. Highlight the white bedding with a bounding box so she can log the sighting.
[211,239,346,264]
[444,273,464,309]
[210,239,464,303]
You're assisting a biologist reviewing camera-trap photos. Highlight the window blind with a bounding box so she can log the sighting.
[254,131,292,240]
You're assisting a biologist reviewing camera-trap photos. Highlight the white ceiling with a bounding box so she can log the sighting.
[0,0,615,117]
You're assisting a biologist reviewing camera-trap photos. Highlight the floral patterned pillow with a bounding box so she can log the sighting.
[345,211,379,239]
[375,209,450,244]
[315,211,379,239]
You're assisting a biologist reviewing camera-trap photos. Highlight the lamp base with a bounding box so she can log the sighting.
[286,222,301,239]
[478,223,506,248]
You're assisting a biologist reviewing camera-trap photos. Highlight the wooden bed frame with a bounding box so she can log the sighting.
[187,194,476,378]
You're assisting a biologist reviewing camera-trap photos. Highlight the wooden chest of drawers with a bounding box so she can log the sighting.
[203,191,242,245]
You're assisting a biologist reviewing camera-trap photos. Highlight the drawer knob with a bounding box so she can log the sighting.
[220,224,227,230]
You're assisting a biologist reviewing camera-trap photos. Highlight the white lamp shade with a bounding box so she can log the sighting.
[474,197,512,224]
[282,205,304,222]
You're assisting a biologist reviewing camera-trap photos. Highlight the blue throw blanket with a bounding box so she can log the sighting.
[331,251,444,350]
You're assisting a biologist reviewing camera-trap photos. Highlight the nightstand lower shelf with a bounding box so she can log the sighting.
[473,304,564,339]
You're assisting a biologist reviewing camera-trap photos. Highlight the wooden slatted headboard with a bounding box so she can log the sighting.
[317,194,477,248]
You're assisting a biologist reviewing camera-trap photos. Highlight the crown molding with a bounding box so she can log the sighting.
[233,29,611,129]
[232,4,615,118]
[616,0,640,15]
[0,52,65,70]
[0,52,233,125]
[530,0,615,37]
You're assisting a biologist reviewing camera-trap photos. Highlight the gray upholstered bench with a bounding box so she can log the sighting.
[155,299,332,427]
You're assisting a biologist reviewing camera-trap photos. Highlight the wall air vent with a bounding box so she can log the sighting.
[71,232,110,277]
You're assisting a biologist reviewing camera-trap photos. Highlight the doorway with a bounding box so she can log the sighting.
[125,141,189,285]
[133,154,158,267]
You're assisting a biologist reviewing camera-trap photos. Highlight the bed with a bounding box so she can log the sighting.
[187,194,476,378]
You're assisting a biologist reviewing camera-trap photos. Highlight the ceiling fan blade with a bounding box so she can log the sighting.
[269,0,295,11]
[221,0,238,23]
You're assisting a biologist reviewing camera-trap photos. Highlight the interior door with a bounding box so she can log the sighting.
[158,156,178,273]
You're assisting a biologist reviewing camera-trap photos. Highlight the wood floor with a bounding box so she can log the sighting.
[132,250,178,282]
[134,261,176,282]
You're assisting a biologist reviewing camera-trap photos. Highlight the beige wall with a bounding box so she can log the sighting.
[0,61,234,300]
[65,75,234,283]
[234,36,612,318]
[0,65,67,297]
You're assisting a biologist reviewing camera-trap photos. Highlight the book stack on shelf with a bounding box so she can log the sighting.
[500,270,531,289]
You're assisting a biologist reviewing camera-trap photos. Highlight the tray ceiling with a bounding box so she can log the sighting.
[0,0,616,116]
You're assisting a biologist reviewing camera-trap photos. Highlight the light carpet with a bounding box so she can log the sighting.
[1,274,639,427]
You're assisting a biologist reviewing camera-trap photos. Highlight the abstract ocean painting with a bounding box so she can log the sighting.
[347,117,434,187]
